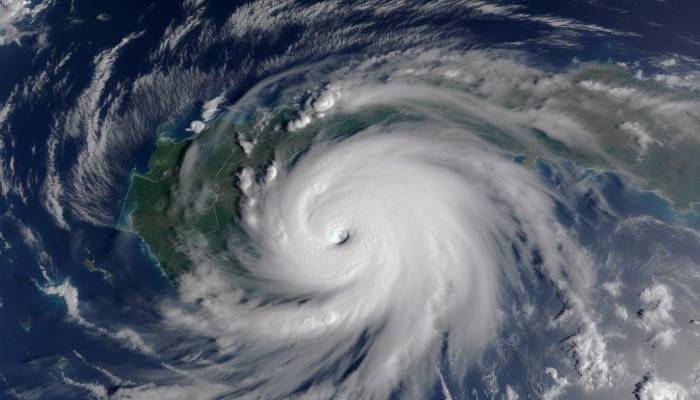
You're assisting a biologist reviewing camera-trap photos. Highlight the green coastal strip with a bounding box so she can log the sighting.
[119,65,700,283]
[117,109,318,282]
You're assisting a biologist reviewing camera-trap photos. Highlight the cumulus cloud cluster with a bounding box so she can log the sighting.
[0,0,31,45]
[0,0,51,46]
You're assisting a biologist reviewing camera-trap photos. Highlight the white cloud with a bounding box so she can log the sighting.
[543,368,570,400]
[163,125,581,398]
[639,284,674,327]
[201,93,225,122]
[660,58,677,68]
[40,276,155,356]
[111,383,230,400]
[505,385,520,400]
[73,350,135,387]
[579,79,637,99]
[654,72,700,91]
[65,30,145,139]
[186,120,206,133]
[62,374,108,399]
[568,320,612,391]
[0,0,31,45]
[638,377,688,400]
[602,281,623,297]
[42,133,70,229]
[288,84,342,131]
[155,9,203,55]
[438,369,453,400]
[620,121,657,156]
[454,1,634,37]
[638,284,677,348]
[615,304,629,321]
[0,0,53,46]
[24,4,697,397]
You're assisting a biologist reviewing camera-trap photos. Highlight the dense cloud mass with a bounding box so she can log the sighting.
[167,131,568,398]
[2,1,700,399]
[105,49,699,398]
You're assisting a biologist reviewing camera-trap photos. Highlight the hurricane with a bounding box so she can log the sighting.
[168,131,562,398]
[2,1,700,400]
[129,52,610,399]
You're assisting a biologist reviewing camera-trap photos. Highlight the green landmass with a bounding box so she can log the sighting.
[564,64,700,208]
[83,258,113,282]
[55,356,68,370]
[119,109,319,282]
[83,259,97,272]
[121,64,700,283]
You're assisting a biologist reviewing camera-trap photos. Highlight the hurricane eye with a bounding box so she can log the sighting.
[327,228,350,245]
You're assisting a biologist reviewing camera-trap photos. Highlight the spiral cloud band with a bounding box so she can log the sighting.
[5,1,700,398]
[143,50,627,399]
[164,116,583,398]
[28,46,700,400]
[41,44,697,400]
